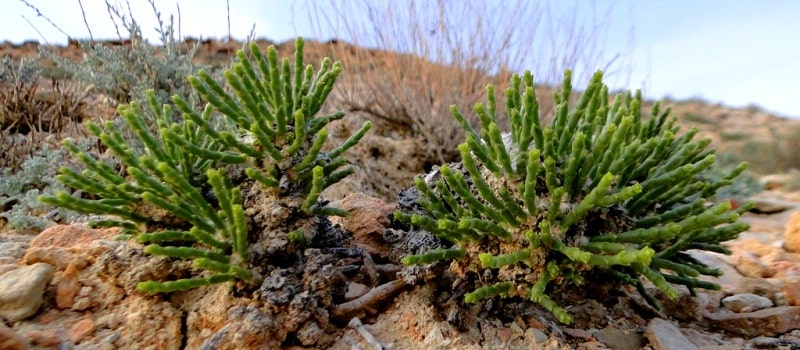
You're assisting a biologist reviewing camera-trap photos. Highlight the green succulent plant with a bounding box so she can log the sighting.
[41,38,371,293]
[396,70,750,324]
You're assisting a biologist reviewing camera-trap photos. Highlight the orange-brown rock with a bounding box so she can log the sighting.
[29,225,119,249]
[783,281,800,306]
[28,329,62,347]
[0,323,29,350]
[783,211,800,252]
[22,247,88,270]
[23,225,119,269]
[68,317,95,344]
[732,251,774,278]
[732,238,775,257]
[336,193,395,258]
[55,263,80,309]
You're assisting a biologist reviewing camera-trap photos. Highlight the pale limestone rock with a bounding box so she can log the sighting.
[0,263,54,322]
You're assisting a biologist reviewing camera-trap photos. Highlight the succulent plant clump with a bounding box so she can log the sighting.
[41,38,371,293]
[396,70,750,324]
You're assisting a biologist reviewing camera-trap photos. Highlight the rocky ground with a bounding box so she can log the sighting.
[3,38,800,349]
[1,182,800,349]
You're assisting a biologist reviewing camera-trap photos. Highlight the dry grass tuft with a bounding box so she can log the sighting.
[303,0,629,164]
[0,58,92,169]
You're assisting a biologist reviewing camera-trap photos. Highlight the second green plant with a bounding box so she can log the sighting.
[397,70,750,324]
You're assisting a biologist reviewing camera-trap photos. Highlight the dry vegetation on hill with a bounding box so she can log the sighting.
[2,35,798,233]
[2,35,799,176]
[665,99,800,175]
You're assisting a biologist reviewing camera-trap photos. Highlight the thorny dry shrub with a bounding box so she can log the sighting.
[35,0,203,107]
[0,57,92,170]
[327,43,508,165]
[0,57,99,232]
[304,0,629,164]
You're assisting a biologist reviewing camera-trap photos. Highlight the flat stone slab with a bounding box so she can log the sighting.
[645,318,698,350]
[704,306,800,337]
[750,198,798,214]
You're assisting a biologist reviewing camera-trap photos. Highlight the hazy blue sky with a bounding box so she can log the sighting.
[5,0,799,119]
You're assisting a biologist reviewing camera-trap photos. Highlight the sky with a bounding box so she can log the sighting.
[4,0,800,119]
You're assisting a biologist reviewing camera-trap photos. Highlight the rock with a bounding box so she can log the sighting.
[704,306,800,337]
[732,238,775,257]
[0,263,54,322]
[771,260,800,278]
[30,224,119,249]
[697,345,745,350]
[524,328,548,344]
[22,247,88,270]
[69,317,96,344]
[783,281,800,306]
[652,284,703,322]
[0,241,29,265]
[115,296,183,349]
[774,264,800,283]
[767,277,787,291]
[735,277,781,302]
[741,216,786,235]
[747,336,800,348]
[785,211,800,253]
[569,299,609,328]
[22,225,120,271]
[760,174,795,191]
[760,249,795,265]
[732,250,773,278]
[27,329,62,347]
[563,328,594,341]
[505,321,525,343]
[680,328,725,347]
[55,263,80,309]
[696,291,724,313]
[345,282,369,301]
[0,264,18,277]
[722,293,773,313]
[0,323,28,350]
[688,250,743,291]
[422,323,448,347]
[644,318,697,350]
[72,286,96,311]
[595,327,644,350]
[297,321,324,346]
[750,197,796,214]
[335,193,394,258]
[775,291,789,307]
[576,341,606,350]
[96,313,121,329]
